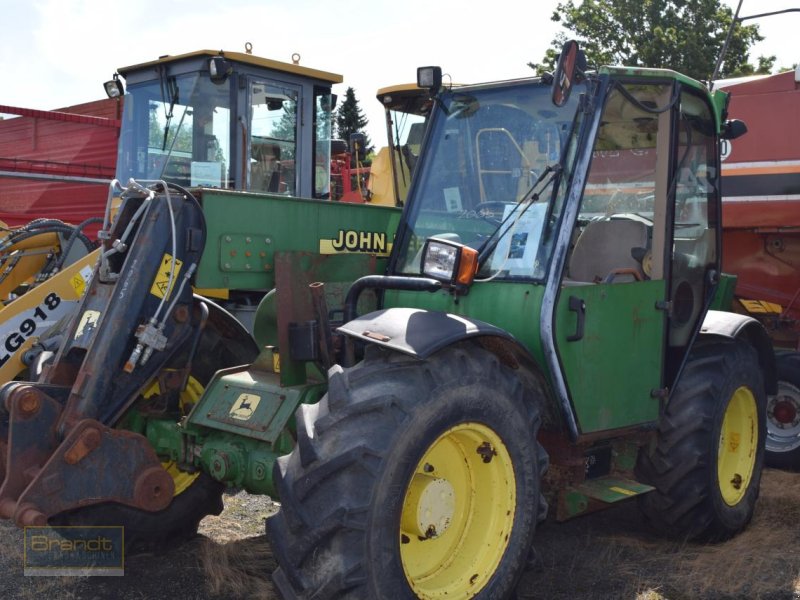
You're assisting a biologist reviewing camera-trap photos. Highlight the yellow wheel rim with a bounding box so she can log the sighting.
[399,422,516,598]
[142,374,205,496]
[718,386,758,506]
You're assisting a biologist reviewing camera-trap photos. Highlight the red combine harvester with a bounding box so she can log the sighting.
[719,68,800,467]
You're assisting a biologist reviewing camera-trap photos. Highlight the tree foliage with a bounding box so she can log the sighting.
[532,0,770,81]
[335,87,372,152]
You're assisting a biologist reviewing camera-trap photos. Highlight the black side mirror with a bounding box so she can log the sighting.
[722,119,747,140]
[551,40,586,107]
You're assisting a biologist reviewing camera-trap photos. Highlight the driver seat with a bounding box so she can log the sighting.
[568,219,648,283]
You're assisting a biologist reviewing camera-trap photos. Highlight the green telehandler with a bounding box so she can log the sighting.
[0,42,776,598]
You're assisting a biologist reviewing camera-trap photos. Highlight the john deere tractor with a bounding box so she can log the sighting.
[264,43,775,597]
[0,42,775,598]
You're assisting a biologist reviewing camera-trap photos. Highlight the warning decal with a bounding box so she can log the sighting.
[70,265,94,298]
[150,254,183,299]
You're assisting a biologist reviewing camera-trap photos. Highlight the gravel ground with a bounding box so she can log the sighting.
[1,470,799,599]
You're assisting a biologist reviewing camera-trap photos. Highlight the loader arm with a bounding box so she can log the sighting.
[0,182,253,527]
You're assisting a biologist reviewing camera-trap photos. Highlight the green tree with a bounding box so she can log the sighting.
[727,54,775,77]
[267,102,298,162]
[335,87,372,154]
[531,0,767,81]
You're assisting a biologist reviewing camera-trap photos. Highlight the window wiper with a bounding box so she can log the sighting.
[476,163,562,268]
[158,67,179,151]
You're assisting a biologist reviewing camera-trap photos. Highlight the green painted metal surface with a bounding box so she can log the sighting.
[555,281,665,432]
[576,477,654,503]
[198,434,293,496]
[195,190,401,291]
[386,280,665,433]
[186,362,324,443]
[143,356,328,497]
[145,417,292,497]
[710,273,738,311]
[383,283,548,369]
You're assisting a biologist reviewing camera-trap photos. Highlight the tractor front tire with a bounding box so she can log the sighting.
[267,342,547,599]
[765,352,800,470]
[636,339,765,541]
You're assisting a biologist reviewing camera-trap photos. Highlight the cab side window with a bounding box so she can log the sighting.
[249,82,298,195]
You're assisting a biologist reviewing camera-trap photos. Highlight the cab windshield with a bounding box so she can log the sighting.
[116,71,233,188]
[395,79,586,281]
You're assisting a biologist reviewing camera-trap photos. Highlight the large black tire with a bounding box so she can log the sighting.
[635,339,765,541]
[267,342,547,599]
[765,352,800,469]
[50,304,258,551]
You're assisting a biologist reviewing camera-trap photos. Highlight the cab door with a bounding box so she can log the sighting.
[554,81,675,434]
[247,79,302,195]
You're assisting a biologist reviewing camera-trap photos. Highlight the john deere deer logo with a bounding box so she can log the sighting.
[229,393,261,421]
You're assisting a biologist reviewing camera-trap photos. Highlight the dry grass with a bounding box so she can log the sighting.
[0,470,794,599]
[198,491,279,543]
[193,470,800,599]
[517,468,800,599]
[198,490,279,599]
[605,469,800,599]
[198,536,276,600]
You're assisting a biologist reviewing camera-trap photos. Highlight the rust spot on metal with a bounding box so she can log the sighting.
[0,498,17,519]
[470,574,479,585]
[731,473,743,490]
[63,427,102,465]
[476,441,497,463]
[133,466,174,511]
[17,389,41,417]
[401,534,410,544]
[363,330,391,342]
[173,305,190,323]
[478,337,519,369]
[15,503,46,527]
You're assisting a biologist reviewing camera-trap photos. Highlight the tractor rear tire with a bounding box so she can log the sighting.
[635,339,765,541]
[50,303,257,552]
[267,342,547,599]
[765,352,800,470]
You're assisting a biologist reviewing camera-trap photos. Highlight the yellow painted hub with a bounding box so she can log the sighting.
[143,373,205,496]
[718,386,758,506]
[400,422,516,598]
[401,475,456,539]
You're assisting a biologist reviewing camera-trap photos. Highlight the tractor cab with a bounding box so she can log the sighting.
[113,48,342,199]
[369,84,435,205]
[384,59,732,436]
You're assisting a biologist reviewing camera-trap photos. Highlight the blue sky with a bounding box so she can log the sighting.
[0,0,796,144]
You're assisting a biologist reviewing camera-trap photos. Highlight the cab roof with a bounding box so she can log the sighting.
[118,49,343,84]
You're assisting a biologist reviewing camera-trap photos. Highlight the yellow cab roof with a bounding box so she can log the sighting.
[118,49,343,84]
